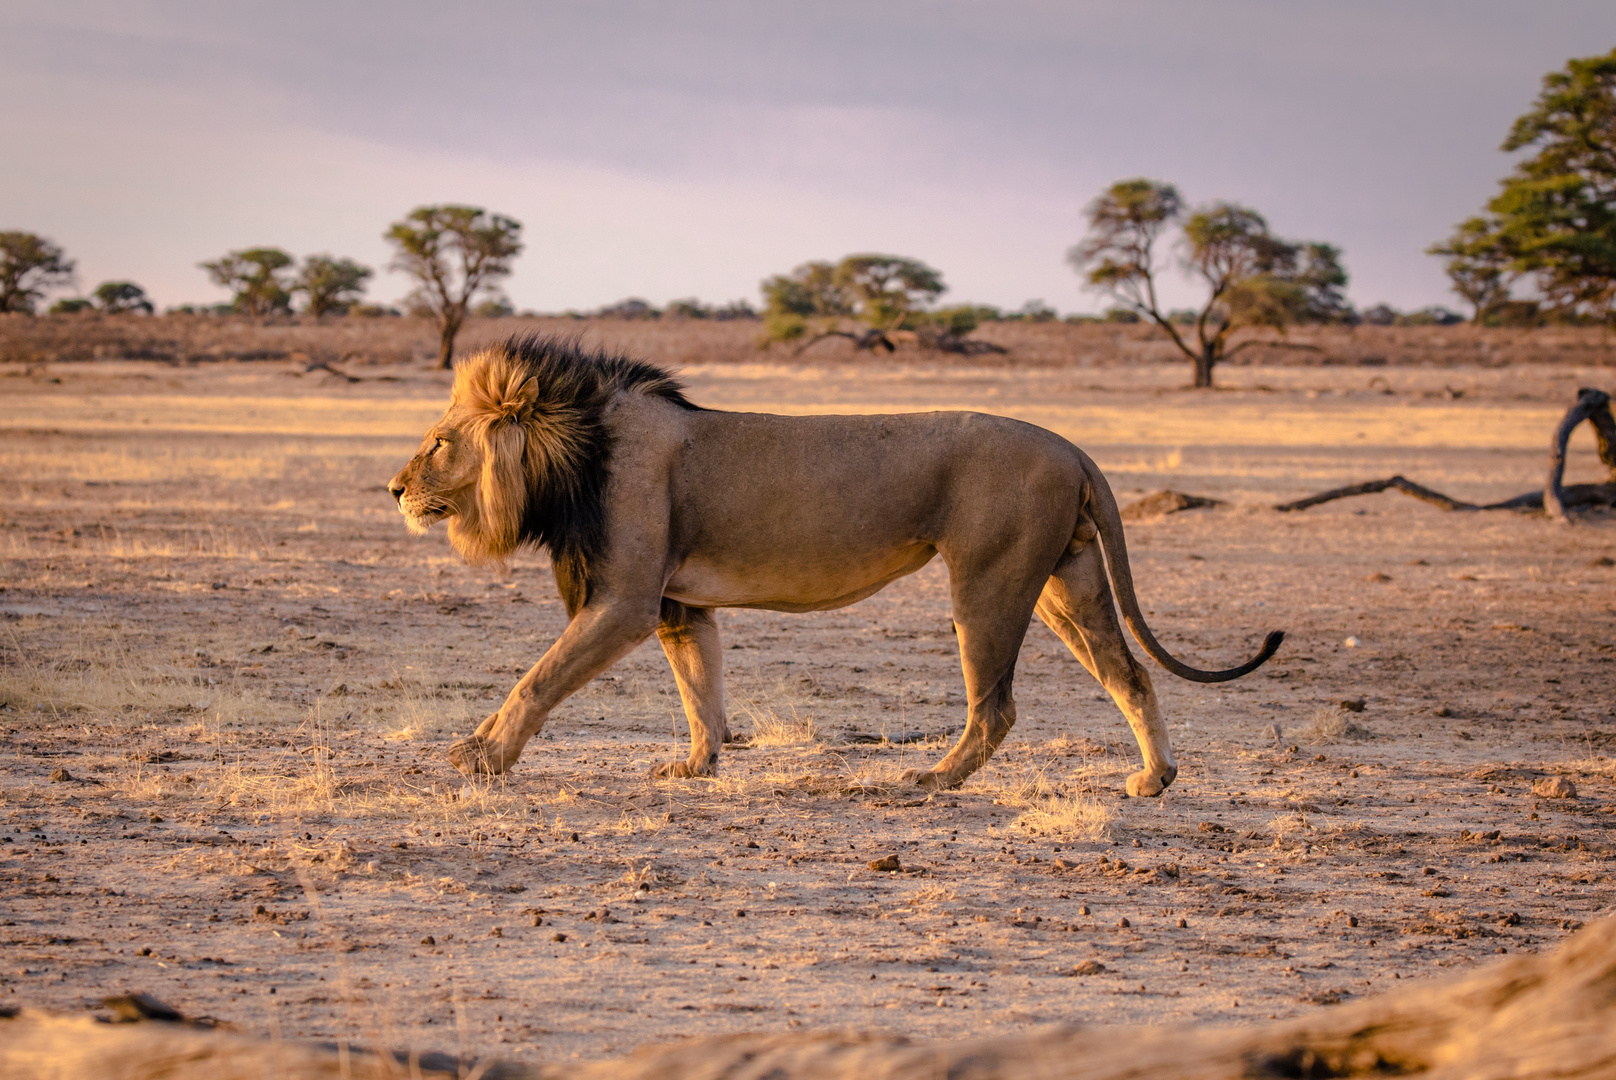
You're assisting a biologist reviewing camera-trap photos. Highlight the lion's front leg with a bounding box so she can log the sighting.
[651,605,727,780]
[448,602,660,777]
[448,711,520,775]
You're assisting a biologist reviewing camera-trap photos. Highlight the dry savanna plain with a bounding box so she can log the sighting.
[2,318,1615,1067]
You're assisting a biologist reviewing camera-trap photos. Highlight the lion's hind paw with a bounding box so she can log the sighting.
[650,759,715,780]
[1124,768,1173,798]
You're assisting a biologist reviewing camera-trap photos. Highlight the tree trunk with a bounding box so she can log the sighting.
[1193,348,1215,388]
[435,310,464,370]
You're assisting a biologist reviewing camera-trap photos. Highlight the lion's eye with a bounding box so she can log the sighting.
[434,438,449,452]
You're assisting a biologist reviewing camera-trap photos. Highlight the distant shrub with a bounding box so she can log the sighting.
[1104,307,1141,323]
[1009,300,1057,323]
[93,281,155,314]
[664,298,709,319]
[1486,300,1544,327]
[596,297,659,320]
[1398,306,1464,326]
[472,296,515,318]
[711,300,758,321]
[927,305,981,336]
[49,297,93,314]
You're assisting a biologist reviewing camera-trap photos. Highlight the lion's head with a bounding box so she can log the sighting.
[388,343,605,566]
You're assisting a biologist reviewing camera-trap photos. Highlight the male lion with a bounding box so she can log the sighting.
[389,336,1281,796]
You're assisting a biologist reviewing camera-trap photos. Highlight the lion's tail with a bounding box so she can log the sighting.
[1078,452,1283,683]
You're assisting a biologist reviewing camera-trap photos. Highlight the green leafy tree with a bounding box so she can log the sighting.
[1069,179,1349,388]
[761,260,849,344]
[1452,48,1616,324]
[385,205,523,368]
[292,256,371,317]
[761,254,946,353]
[200,248,295,316]
[1426,217,1518,323]
[835,255,944,328]
[0,231,75,313]
[92,281,154,314]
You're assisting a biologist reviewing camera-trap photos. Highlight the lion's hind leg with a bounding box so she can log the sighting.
[652,603,728,780]
[902,562,1046,792]
[1036,540,1177,797]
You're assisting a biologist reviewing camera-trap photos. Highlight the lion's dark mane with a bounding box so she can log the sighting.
[478,334,699,613]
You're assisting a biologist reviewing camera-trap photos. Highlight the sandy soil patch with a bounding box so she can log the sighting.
[1,356,1613,1065]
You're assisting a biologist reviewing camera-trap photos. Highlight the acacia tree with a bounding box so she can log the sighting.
[1069,178,1349,388]
[292,255,371,317]
[761,254,945,353]
[0,231,75,313]
[92,281,154,314]
[1433,48,1616,324]
[200,248,295,315]
[385,205,523,368]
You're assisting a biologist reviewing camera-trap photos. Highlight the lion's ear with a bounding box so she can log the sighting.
[504,377,541,422]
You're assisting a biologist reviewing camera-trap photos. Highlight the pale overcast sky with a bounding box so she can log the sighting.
[3,1,1613,314]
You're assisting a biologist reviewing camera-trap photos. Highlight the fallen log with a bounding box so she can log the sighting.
[1274,386,1616,517]
[1273,475,1478,513]
[1271,476,1616,514]
[6,916,1616,1079]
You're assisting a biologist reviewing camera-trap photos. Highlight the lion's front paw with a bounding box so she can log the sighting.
[1125,768,1174,798]
[448,736,507,777]
[901,768,955,791]
[650,759,715,780]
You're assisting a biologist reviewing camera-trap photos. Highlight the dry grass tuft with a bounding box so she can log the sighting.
[1304,706,1375,741]
[1011,792,1117,840]
[741,702,821,748]
[1266,812,1312,840]
[985,768,1117,840]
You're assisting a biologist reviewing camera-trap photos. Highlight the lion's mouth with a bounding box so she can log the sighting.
[399,498,450,535]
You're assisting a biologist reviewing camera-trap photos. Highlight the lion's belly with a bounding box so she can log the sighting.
[663,543,937,613]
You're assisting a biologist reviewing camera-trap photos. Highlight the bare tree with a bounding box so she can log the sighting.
[1069,179,1349,388]
[385,206,523,368]
[0,231,75,313]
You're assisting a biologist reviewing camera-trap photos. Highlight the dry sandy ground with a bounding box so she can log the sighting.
[1,352,1614,1067]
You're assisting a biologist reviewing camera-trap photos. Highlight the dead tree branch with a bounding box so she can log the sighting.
[1545,387,1616,522]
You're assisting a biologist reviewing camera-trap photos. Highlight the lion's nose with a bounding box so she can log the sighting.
[387,481,406,504]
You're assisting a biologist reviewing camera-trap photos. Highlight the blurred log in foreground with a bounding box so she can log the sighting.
[5,916,1616,1079]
